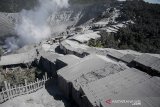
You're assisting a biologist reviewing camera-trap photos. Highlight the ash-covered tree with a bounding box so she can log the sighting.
[91,0,160,53]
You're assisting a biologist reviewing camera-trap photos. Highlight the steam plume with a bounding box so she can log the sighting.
[15,0,69,46]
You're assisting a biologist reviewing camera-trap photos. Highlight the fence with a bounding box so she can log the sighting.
[0,73,48,104]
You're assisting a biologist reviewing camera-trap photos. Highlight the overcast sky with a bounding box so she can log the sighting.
[118,0,160,4]
[145,0,160,3]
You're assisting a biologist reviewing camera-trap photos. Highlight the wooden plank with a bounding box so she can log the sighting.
[2,88,5,101]
[8,83,12,99]
[14,85,18,97]
[0,92,3,103]
[25,79,28,94]
[4,81,10,100]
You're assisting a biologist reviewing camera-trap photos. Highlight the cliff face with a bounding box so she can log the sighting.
[0,0,114,37]
[49,3,111,27]
[0,0,116,13]
[0,0,114,52]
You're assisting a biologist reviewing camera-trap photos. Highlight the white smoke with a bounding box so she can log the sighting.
[15,0,69,46]
[3,37,20,54]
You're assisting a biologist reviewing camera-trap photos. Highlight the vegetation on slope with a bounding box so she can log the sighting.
[0,67,43,90]
[90,0,160,54]
[0,0,37,12]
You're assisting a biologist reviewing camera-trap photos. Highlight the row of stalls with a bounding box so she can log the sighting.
[107,51,160,76]
[2,35,160,107]
[4,46,159,107]
[56,53,160,107]
[56,54,128,107]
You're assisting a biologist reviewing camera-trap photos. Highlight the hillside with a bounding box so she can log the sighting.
[0,0,37,12]
[69,0,116,4]
[0,0,160,107]
[0,0,117,12]
[115,0,160,53]
[90,0,160,54]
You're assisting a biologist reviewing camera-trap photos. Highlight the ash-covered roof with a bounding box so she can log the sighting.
[73,61,126,90]
[107,50,125,60]
[69,32,100,43]
[58,54,127,90]
[133,54,159,67]
[82,68,152,106]
[57,55,81,66]
[40,51,63,62]
[100,77,160,107]
[120,54,136,63]
[57,54,109,81]
[151,59,160,73]
[60,39,89,55]
[0,49,37,66]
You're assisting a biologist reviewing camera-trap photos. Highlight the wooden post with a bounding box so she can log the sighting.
[2,88,5,101]
[45,72,48,81]
[18,85,21,96]
[4,81,10,100]
[0,92,2,103]
[31,82,33,92]
[33,82,35,91]
[12,85,16,97]
[36,78,39,90]
[29,83,32,93]
[14,85,17,97]
[43,75,45,82]
[25,79,28,94]
[8,83,12,99]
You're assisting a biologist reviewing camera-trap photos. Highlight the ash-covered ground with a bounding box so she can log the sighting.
[0,0,160,107]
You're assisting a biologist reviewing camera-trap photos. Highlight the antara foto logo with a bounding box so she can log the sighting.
[106,99,112,105]
[105,99,141,106]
